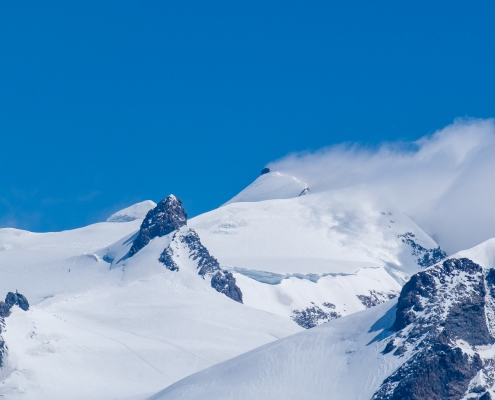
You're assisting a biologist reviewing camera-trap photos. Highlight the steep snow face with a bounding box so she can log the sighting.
[224,172,309,205]
[193,191,441,275]
[190,190,445,327]
[149,248,495,400]
[107,200,157,222]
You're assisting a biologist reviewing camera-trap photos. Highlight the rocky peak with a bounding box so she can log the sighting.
[373,258,495,400]
[128,195,187,257]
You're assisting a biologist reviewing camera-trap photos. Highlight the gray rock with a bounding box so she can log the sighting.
[158,228,243,303]
[398,232,448,268]
[128,195,187,257]
[291,305,340,329]
[373,258,495,399]
[0,291,29,367]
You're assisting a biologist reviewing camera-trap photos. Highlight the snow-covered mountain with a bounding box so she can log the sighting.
[0,196,301,399]
[191,172,446,327]
[0,170,449,399]
[152,239,495,400]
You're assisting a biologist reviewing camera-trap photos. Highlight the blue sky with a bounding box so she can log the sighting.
[1,1,495,231]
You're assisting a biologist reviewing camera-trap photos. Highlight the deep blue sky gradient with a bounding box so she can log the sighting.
[1,1,495,231]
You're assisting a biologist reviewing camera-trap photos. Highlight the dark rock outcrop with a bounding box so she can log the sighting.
[0,291,29,318]
[128,195,187,257]
[5,291,29,311]
[398,232,448,268]
[211,270,243,303]
[158,228,243,303]
[357,290,398,309]
[0,291,29,367]
[291,304,340,329]
[373,258,495,400]
[158,244,179,272]
[261,167,270,175]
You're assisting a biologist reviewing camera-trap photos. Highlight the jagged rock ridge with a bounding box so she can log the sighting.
[373,258,495,400]
[128,195,187,257]
[159,228,243,303]
[398,232,448,268]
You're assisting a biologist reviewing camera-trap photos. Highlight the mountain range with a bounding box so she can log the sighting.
[2,169,490,399]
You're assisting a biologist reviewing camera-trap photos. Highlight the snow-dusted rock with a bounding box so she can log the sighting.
[158,227,243,303]
[128,195,187,257]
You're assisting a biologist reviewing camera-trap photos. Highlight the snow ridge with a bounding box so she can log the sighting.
[106,200,157,222]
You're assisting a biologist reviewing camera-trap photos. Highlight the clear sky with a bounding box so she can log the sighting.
[1,1,494,232]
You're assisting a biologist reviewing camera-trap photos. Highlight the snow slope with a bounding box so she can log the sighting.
[151,239,495,400]
[107,200,157,222]
[0,173,448,398]
[223,171,308,205]
[190,184,445,327]
[0,203,301,400]
[0,220,142,303]
[149,301,401,400]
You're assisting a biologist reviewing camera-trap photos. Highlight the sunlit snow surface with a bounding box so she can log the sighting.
[149,301,403,400]
[107,200,157,222]
[0,221,300,399]
[0,174,445,399]
[223,172,308,205]
[150,239,495,400]
[190,188,439,322]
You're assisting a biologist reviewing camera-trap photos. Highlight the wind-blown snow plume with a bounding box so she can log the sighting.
[268,118,495,254]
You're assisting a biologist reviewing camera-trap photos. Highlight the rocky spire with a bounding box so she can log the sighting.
[128,195,187,257]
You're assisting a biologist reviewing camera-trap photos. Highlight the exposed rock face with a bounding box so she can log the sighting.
[357,290,398,309]
[373,258,495,400]
[210,270,243,304]
[158,228,243,303]
[128,195,187,257]
[158,244,179,272]
[0,291,29,367]
[291,303,341,329]
[398,232,448,268]
[5,291,29,311]
[261,167,270,175]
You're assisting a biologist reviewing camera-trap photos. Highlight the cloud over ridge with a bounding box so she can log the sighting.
[268,118,495,254]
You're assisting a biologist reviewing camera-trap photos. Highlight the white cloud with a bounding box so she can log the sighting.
[267,118,495,254]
